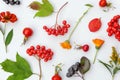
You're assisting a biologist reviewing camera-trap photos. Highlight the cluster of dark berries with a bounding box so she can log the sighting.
[107,15,120,41]
[43,20,70,36]
[66,57,91,80]
[3,0,20,5]
[26,45,54,62]
[66,62,80,77]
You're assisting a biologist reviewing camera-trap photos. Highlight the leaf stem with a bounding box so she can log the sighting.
[68,6,92,41]
[93,49,99,64]
[55,2,68,27]
[33,73,40,77]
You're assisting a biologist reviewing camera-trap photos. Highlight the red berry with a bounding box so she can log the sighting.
[52,74,62,80]
[43,26,47,30]
[62,20,67,25]
[23,27,33,38]
[99,0,107,7]
[82,44,89,52]
[30,46,35,50]
[88,18,102,32]
[66,24,70,28]
[36,45,40,49]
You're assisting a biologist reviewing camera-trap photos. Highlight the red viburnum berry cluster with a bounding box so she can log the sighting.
[43,20,70,36]
[107,15,120,41]
[26,45,54,62]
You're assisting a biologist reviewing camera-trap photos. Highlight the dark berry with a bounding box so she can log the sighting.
[5,0,10,4]
[68,66,75,75]
[3,0,7,2]
[75,62,80,67]
[9,1,15,5]
[66,73,72,77]
[15,0,20,5]
[72,65,79,71]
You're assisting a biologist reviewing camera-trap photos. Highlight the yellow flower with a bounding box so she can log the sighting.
[110,47,119,63]
[60,40,71,49]
[92,38,104,49]
[92,38,104,64]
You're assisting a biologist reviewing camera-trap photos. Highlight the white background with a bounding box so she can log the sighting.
[0,0,120,80]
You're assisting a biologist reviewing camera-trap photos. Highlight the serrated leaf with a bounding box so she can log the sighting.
[79,57,91,74]
[5,29,13,46]
[0,53,33,80]
[7,75,24,80]
[29,0,54,17]
[29,1,41,10]
[99,60,112,75]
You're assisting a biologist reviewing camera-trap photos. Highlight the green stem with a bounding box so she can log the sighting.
[3,23,7,53]
[112,75,115,80]
[68,6,92,40]
[93,49,99,64]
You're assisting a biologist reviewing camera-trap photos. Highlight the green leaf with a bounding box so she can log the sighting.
[7,75,24,80]
[99,60,112,75]
[0,53,33,80]
[79,57,91,74]
[113,67,119,75]
[85,4,93,7]
[29,0,54,17]
[5,29,13,46]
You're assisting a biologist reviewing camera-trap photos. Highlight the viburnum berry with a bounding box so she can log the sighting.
[43,2,70,36]
[26,45,54,62]
[107,15,120,41]
[22,27,33,44]
[75,44,89,52]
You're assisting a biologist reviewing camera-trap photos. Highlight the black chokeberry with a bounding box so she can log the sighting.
[9,1,15,5]
[72,65,79,71]
[66,73,72,77]
[75,62,80,67]
[3,0,7,2]
[15,0,20,5]
[4,0,10,4]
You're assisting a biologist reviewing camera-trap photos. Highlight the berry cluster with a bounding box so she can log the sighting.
[3,0,20,5]
[26,45,54,62]
[75,44,89,52]
[43,20,70,36]
[66,62,80,77]
[107,15,120,41]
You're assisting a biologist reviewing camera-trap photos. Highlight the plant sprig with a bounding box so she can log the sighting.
[99,47,120,80]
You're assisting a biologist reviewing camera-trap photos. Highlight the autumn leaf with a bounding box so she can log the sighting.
[0,53,33,80]
[29,0,54,17]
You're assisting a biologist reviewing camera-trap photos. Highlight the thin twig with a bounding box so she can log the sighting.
[55,2,68,28]
[38,59,42,80]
